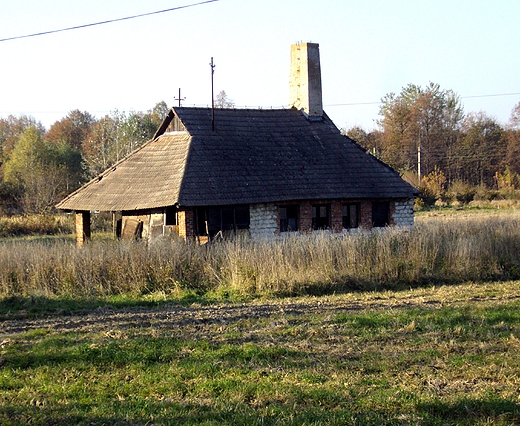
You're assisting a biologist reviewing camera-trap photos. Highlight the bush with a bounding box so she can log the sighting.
[449,181,476,205]
[0,215,74,238]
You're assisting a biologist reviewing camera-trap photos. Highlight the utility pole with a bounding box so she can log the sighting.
[210,57,215,131]
[417,140,422,183]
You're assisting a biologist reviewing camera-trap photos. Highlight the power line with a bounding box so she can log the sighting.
[0,0,218,42]
[325,92,520,107]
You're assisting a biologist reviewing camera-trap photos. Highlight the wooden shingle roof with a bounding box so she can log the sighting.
[57,107,417,211]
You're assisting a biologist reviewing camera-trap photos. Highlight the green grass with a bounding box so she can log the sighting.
[1,281,520,425]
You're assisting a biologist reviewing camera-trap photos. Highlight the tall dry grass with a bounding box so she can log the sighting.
[0,213,519,297]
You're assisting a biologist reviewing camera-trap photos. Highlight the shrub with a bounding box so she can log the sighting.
[448,181,476,205]
[0,215,73,238]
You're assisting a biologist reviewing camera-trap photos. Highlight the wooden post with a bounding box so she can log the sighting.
[75,211,91,246]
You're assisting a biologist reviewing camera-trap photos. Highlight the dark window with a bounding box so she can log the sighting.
[195,205,250,237]
[220,206,234,231]
[195,207,209,236]
[372,201,390,227]
[280,205,299,232]
[234,204,250,229]
[312,204,330,230]
[165,206,177,226]
[342,203,360,229]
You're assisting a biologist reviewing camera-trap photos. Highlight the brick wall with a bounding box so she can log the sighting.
[75,211,91,246]
[178,208,195,240]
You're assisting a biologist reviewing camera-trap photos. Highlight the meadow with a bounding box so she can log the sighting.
[0,209,519,299]
[0,209,520,425]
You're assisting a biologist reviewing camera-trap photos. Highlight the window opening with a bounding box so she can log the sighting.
[195,205,250,238]
[372,201,390,227]
[165,205,177,226]
[312,204,330,230]
[342,203,360,229]
[280,205,299,232]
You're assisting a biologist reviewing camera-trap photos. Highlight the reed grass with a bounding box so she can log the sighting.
[0,213,519,298]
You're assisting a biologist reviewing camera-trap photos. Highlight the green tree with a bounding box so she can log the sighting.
[4,126,81,213]
[0,115,45,170]
[378,83,463,179]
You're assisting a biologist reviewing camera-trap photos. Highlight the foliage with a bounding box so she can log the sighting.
[1,282,520,424]
[3,126,83,214]
[378,82,463,176]
[45,110,96,150]
[418,167,447,206]
[447,180,476,205]
[82,107,161,178]
[510,101,520,130]
[455,112,505,186]
[350,86,520,192]
[0,114,45,167]
[0,214,73,238]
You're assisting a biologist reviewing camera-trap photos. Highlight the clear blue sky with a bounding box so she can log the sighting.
[1,0,519,131]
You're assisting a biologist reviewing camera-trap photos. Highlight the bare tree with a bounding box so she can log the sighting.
[215,90,235,108]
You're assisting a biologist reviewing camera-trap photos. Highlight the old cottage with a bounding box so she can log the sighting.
[57,42,418,244]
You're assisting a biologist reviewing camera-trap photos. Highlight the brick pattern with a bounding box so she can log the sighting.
[178,209,195,240]
[75,211,91,246]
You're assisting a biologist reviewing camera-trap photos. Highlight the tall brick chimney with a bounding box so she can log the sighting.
[289,42,323,120]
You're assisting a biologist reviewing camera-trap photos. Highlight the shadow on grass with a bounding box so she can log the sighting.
[418,398,520,424]
[0,292,205,320]
[2,398,520,426]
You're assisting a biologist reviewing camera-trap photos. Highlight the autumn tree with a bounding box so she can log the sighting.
[503,102,520,176]
[378,83,464,179]
[344,126,384,159]
[45,110,96,150]
[454,112,505,186]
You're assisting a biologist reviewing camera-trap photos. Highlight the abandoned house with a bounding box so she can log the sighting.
[56,42,419,245]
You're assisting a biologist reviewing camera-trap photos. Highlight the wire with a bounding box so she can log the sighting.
[326,92,520,107]
[0,0,218,42]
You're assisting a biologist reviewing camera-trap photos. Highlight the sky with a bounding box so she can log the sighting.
[1,0,519,132]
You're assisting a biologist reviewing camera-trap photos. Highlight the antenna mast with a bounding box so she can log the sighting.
[174,88,185,107]
[210,57,215,131]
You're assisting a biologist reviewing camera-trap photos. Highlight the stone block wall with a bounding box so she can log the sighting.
[249,203,278,239]
[391,199,415,227]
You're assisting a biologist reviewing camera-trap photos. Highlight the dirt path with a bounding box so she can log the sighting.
[2,285,517,338]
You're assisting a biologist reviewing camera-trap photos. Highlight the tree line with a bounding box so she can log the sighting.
[0,102,170,214]
[345,82,520,206]
[0,85,518,215]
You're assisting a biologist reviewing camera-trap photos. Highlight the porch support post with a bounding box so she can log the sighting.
[75,210,91,246]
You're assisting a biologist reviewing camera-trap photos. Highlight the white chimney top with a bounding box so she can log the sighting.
[289,42,323,119]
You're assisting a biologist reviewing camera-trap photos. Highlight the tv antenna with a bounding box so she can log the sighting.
[174,88,186,107]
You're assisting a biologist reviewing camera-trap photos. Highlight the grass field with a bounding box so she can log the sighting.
[0,209,519,424]
[1,281,520,425]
